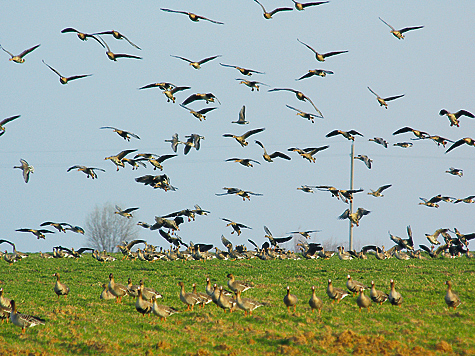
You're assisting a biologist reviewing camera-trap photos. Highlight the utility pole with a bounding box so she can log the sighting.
[349,141,355,250]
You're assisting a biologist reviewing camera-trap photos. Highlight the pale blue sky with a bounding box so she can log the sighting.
[2,1,475,253]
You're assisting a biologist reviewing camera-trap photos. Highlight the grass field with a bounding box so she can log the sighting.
[1,254,474,355]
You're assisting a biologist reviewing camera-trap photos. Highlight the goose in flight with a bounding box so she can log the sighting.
[0,115,20,137]
[355,154,372,169]
[93,30,141,49]
[367,87,404,109]
[160,8,224,24]
[134,153,177,171]
[368,137,388,148]
[216,187,263,201]
[287,146,329,163]
[104,149,137,171]
[67,165,105,179]
[180,105,217,121]
[292,1,329,11]
[296,69,333,80]
[99,36,142,61]
[221,218,252,236]
[13,159,34,183]
[439,109,474,127]
[264,226,293,247]
[225,158,261,167]
[232,105,249,125]
[285,105,322,123]
[326,129,363,141]
[297,38,348,62]
[170,54,221,69]
[255,140,291,162]
[236,78,269,91]
[42,60,92,84]
[445,167,463,177]
[445,137,475,153]
[253,0,293,19]
[164,133,182,153]
[16,228,54,240]
[1,44,40,63]
[389,226,414,251]
[100,127,140,141]
[115,206,139,219]
[183,134,205,155]
[182,93,220,106]
[393,142,413,148]
[367,184,392,197]
[338,208,370,227]
[220,63,264,76]
[419,195,443,208]
[392,126,430,139]
[287,230,320,239]
[269,88,323,117]
[378,17,423,40]
[61,28,105,47]
[223,127,265,147]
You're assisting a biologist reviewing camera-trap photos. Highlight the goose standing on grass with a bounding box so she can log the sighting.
[369,281,388,305]
[284,286,298,312]
[309,286,323,314]
[327,279,349,303]
[0,115,20,137]
[439,109,474,127]
[13,159,34,183]
[1,44,40,63]
[356,287,372,312]
[235,289,263,316]
[346,275,367,296]
[178,282,201,311]
[10,300,45,333]
[227,273,252,293]
[53,273,70,299]
[367,87,404,109]
[135,287,152,316]
[100,284,115,300]
[378,17,424,40]
[444,281,461,310]
[108,273,129,303]
[152,295,179,321]
[217,287,236,312]
[388,279,403,307]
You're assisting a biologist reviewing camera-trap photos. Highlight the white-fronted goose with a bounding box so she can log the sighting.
[439,109,474,127]
[367,184,392,197]
[378,17,423,40]
[388,280,403,307]
[93,30,141,49]
[296,69,333,80]
[13,159,34,183]
[297,38,348,62]
[220,63,264,76]
[338,208,370,227]
[223,127,265,147]
[100,283,115,300]
[99,36,142,61]
[171,54,221,69]
[61,28,104,47]
[104,149,137,171]
[369,281,388,305]
[67,165,105,179]
[253,0,293,19]
[100,126,140,141]
[1,44,40,63]
[160,8,224,24]
[326,279,349,303]
[227,273,252,293]
[446,137,475,154]
[356,287,372,312]
[0,115,20,137]
[152,295,179,321]
[367,87,404,109]
[42,60,92,85]
[108,273,129,303]
[235,289,263,316]
[216,287,236,312]
[285,105,322,123]
[292,1,328,11]
[284,286,298,312]
[53,273,70,299]
[178,282,201,311]
[346,275,367,296]
[269,87,323,117]
[135,287,152,316]
[10,300,45,333]
[444,281,461,310]
[16,228,54,240]
[309,286,323,314]
[445,167,463,177]
[192,284,213,307]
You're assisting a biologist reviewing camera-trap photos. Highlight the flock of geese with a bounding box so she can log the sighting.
[0,270,462,334]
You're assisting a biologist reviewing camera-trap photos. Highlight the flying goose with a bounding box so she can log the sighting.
[367,87,404,108]
[367,184,392,197]
[61,28,104,47]
[170,54,221,69]
[93,30,141,49]
[1,44,40,63]
[100,127,140,141]
[182,92,220,106]
[253,0,293,19]
[296,69,333,80]
[439,109,474,127]
[42,60,92,84]
[16,228,54,239]
[13,159,34,183]
[287,145,329,163]
[368,137,388,148]
[297,38,348,62]
[269,87,323,117]
[220,63,264,76]
[104,149,137,171]
[326,129,363,141]
[134,153,177,171]
[160,8,224,24]
[221,218,252,236]
[285,104,322,123]
[232,105,249,125]
[67,165,105,179]
[378,17,423,39]
[355,154,372,169]
[98,36,142,61]
[445,167,463,177]
[223,127,265,147]
[180,105,217,121]
[445,137,475,153]
[236,78,269,91]
[225,158,260,167]
[114,206,139,219]
[392,126,430,139]
[338,208,370,226]
[164,133,182,152]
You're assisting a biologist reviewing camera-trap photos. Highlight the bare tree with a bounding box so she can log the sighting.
[85,202,140,252]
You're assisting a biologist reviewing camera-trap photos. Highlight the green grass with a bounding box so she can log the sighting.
[0,255,474,355]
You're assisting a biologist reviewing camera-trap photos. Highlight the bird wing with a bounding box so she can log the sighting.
[182,94,199,106]
[456,110,475,118]
[123,207,139,214]
[296,38,317,54]
[221,235,232,249]
[378,17,395,31]
[198,55,221,64]
[238,105,246,122]
[170,55,192,63]
[377,184,392,193]
[19,44,40,58]
[392,127,414,135]
[196,15,224,25]
[197,107,217,115]
[160,8,188,15]
[325,130,341,138]
[242,127,265,139]
[274,235,293,243]
[407,225,414,247]
[445,138,468,153]
[322,50,348,58]
[367,87,379,97]
[383,94,405,102]
[357,208,371,218]
[114,53,142,60]
[42,60,62,77]
[0,115,20,126]
[399,25,424,34]
[269,7,293,16]
[67,74,92,81]
[338,209,350,220]
[263,225,273,237]
[117,149,138,160]
[269,151,291,160]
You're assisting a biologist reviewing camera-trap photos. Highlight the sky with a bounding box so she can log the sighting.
[2,1,475,254]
